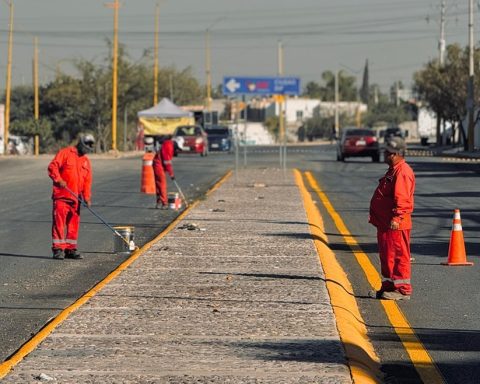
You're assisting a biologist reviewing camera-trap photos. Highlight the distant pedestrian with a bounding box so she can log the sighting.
[153,135,175,209]
[368,137,415,300]
[48,133,95,260]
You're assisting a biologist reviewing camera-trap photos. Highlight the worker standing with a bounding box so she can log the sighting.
[47,133,95,260]
[369,137,415,300]
[153,135,175,209]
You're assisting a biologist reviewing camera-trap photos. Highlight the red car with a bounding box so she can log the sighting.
[173,125,209,156]
[336,127,380,162]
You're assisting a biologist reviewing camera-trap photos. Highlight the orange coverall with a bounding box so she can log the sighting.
[48,146,92,251]
[369,159,415,295]
[153,139,175,206]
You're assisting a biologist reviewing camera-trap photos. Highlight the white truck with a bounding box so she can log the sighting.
[417,108,437,146]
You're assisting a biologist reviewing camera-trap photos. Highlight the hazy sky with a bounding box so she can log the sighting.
[0,0,474,94]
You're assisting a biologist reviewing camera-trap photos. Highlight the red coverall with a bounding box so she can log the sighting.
[153,139,175,206]
[48,147,92,251]
[369,159,415,295]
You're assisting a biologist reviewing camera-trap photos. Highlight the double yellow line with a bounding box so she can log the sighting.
[295,169,445,384]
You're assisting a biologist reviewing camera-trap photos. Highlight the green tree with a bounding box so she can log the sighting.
[302,81,322,98]
[360,59,369,104]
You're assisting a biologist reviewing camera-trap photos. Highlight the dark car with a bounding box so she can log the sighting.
[337,127,380,162]
[204,125,233,152]
[173,125,209,156]
[383,127,404,142]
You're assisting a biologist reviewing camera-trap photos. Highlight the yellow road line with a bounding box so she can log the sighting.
[304,171,445,384]
[294,169,382,384]
[0,170,233,379]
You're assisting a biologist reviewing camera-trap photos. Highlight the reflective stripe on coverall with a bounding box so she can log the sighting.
[153,139,175,206]
[369,159,415,295]
[48,146,92,250]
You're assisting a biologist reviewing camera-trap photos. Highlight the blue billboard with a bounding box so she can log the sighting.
[223,76,300,96]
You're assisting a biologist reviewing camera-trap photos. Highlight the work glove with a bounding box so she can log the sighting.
[58,180,67,188]
[170,176,175,181]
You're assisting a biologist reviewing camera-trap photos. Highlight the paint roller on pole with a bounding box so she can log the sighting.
[65,186,137,252]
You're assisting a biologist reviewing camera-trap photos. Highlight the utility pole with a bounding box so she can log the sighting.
[334,70,339,133]
[205,28,212,112]
[467,0,475,151]
[106,0,120,151]
[33,37,39,156]
[4,0,14,155]
[439,0,446,66]
[278,40,284,168]
[153,1,160,105]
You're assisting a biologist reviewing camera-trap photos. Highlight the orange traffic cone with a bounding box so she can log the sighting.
[441,209,474,266]
[140,152,156,194]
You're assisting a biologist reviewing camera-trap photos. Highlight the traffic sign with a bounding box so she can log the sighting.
[223,76,300,95]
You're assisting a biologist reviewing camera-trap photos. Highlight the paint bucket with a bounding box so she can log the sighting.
[113,226,135,255]
[168,192,182,210]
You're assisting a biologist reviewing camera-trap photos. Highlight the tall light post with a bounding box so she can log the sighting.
[205,18,224,113]
[33,37,40,156]
[153,1,160,105]
[4,0,14,155]
[467,0,475,151]
[106,0,120,151]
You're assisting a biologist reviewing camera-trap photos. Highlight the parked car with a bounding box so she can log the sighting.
[173,125,208,156]
[382,127,404,142]
[204,125,233,152]
[337,127,380,162]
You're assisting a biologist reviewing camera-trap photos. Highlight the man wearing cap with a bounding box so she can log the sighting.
[369,136,415,300]
[48,133,95,260]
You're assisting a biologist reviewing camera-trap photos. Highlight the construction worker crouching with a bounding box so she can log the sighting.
[47,133,95,260]
[153,135,175,209]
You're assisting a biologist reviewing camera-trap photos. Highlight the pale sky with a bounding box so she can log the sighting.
[0,0,474,94]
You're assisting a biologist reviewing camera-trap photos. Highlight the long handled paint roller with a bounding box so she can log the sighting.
[172,179,189,208]
[64,186,137,252]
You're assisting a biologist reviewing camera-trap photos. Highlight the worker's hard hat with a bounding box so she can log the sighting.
[144,136,154,145]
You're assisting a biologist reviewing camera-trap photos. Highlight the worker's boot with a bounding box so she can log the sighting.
[52,248,64,260]
[64,249,83,259]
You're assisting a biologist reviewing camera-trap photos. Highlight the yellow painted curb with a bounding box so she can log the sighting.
[0,170,233,379]
[294,169,382,384]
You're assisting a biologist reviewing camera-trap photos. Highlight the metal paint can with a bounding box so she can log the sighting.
[113,226,135,255]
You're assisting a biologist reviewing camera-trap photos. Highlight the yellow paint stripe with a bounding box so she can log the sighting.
[304,171,445,384]
[0,170,232,379]
[294,169,382,384]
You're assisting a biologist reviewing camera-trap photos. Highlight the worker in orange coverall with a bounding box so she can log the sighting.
[153,135,175,209]
[369,136,415,300]
[48,133,95,260]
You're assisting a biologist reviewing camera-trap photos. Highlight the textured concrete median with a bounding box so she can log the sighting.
[3,168,352,383]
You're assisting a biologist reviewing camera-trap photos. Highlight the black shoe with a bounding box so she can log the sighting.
[52,248,64,260]
[64,249,83,259]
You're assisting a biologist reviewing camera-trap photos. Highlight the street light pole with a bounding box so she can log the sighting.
[153,1,160,105]
[4,0,14,155]
[467,0,475,151]
[106,0,120,151]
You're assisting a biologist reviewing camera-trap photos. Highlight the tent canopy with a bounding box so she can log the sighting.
[137,98,193,118]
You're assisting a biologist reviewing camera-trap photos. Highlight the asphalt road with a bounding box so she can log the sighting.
[0,151,232,362]
[1,144,479,383]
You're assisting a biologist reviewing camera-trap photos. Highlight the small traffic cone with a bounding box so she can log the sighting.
[140,152,156,194]
[441,209,473,266]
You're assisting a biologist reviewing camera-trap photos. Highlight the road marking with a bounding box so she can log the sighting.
[294,169,382,384]
[0,171,233,380]
[304,171,446,384]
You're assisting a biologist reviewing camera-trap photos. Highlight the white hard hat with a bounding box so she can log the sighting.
[144,137,154,145]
